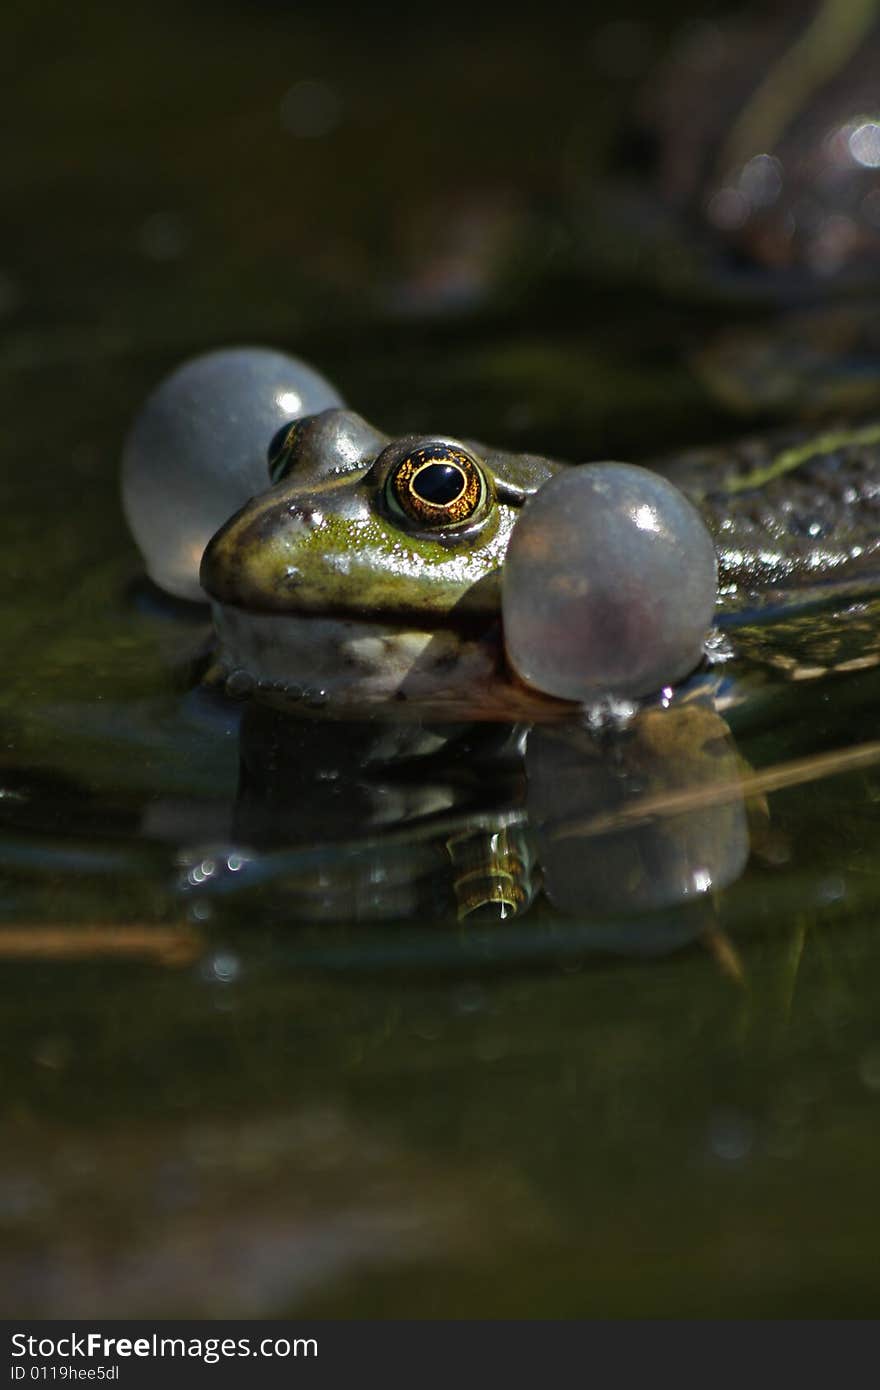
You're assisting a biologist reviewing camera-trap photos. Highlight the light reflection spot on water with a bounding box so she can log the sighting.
[849,120,880,169]
[201,950,241,984]
[817,875,846,905]
[188,857,216,886]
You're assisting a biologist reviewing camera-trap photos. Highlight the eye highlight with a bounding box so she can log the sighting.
[386,445,486,528]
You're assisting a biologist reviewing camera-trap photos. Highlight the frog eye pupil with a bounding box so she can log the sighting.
[412,462,466,505]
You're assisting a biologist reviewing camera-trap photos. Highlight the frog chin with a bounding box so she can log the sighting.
[209,601,504,707]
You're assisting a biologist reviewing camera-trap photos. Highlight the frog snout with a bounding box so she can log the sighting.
[199,492,322,609]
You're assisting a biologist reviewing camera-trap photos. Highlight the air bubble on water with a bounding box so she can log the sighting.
[188,857,217,887]
[225,668,255,698]
[201,950,241,984]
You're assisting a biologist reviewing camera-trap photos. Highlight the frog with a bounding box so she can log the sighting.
[116,2,880,950]
[196,398,880,719]
[170,396,880,947]
[198,405,564,718]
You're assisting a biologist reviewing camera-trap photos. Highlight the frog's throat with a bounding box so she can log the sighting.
[210,602,504,706]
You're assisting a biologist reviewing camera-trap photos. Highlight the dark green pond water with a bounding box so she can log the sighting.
[4,0,880,1317]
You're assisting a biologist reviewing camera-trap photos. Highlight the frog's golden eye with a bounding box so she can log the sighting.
[386,445,487,528]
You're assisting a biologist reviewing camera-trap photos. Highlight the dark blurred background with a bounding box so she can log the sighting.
[1,0,737,465]
[3,0,644,330]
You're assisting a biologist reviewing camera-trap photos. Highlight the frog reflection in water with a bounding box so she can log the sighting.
[226,695,755,944]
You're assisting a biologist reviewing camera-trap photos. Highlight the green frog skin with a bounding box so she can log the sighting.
[198,407,880,716]
[662,421,880,606]
[200,409,559,715]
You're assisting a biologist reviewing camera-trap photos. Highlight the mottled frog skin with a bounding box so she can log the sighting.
[199,406,880,714]
[202,409,557,622]
[662,420,880,607]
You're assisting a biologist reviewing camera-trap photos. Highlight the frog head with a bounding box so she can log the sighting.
[199,408,560,711]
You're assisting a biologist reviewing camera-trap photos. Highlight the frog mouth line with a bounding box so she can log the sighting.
[210,602,504,706]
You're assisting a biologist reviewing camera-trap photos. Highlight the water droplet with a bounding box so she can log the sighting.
[225,668,255,698]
